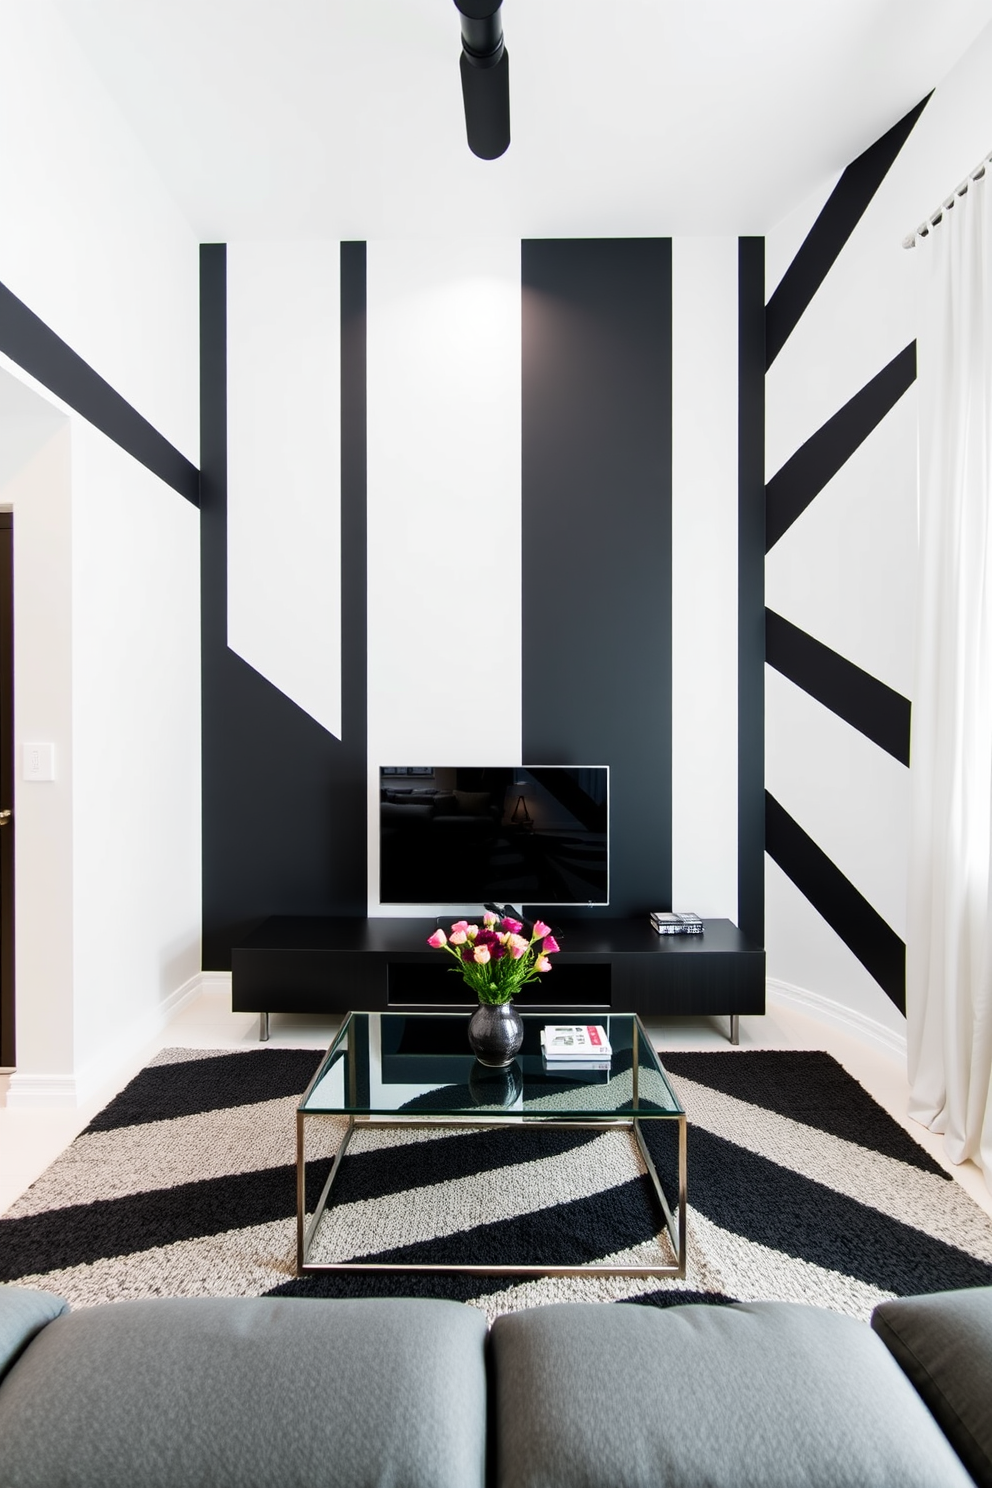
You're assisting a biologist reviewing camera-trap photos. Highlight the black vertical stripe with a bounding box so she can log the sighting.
[340,242,369,880]
[199,244,368,970]
[765,791,905,1012]
[520,239,672,918]
[738,239,765,947]
[765,342,916,552]
[0,280,199,504]
[199,244,229,967]
[765,610,911,765]
[0,514,12,1069]
[765,95,930,368]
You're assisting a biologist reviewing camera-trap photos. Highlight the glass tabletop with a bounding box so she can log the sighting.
[299,1012,684,1120]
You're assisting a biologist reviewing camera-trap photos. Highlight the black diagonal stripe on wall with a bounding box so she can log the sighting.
[739,237,766,947]
[520,239,672,918]
[199,243,368,969]
[766,610,911,765]
[0,280,199,505]
[673,1125,992,1298]
[85,1050,323,1132]
[662,1052,943,1176]
[765,791,905,1011]
[765,341,916,552]
[765,95,930,369]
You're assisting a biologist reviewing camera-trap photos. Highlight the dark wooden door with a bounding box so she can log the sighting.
[0,514,13,1067]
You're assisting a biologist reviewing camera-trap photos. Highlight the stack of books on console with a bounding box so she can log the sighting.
[650,912,704,935]
[540,1024,612,1070]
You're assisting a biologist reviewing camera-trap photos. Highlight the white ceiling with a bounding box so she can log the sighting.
[53,0,992,241]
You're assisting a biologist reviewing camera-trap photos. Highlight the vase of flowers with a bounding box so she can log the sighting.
[426,912,560,1066]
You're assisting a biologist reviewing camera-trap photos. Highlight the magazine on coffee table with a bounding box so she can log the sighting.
[540,1024,612,1061]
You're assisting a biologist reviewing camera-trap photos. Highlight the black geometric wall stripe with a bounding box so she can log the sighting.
[766,610,911,766]
[738,237,766,948]
[340,243,368,768]
[0,279,199,506]
[765,341,916,552]
[765,791,905,1013]
[520,238,672,919]
[765,95,930,369]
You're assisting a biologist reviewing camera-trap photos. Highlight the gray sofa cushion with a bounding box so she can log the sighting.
[0,1294,487,1488]
[490,1300,975,1488]
[0,1285,68,1384]
[872,1286,992,1487]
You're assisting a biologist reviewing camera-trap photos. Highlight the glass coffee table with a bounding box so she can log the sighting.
[296,1010,686,1278]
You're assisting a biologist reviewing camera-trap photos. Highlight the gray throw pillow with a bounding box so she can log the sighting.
[872,1286,992,1486]
[491,1300,974,1488]
[0,1285,69,1384]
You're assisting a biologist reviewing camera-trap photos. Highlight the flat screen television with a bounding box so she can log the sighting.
[378,765,609,907]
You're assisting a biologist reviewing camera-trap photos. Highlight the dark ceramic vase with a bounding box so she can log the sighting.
[467,1000,524,1067]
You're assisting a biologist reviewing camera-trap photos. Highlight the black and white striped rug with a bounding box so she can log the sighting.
[3,1046,991,1321]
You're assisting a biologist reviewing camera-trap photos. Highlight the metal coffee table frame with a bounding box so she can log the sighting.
[296,1011,686,1280]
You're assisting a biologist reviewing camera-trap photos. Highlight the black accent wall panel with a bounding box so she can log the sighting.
[520,239,672,919]
[765,791,906,1012]
[0,280,199,505]
[199,244,368,970]
[739,238,766,947]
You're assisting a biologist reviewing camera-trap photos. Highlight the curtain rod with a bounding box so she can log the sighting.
[903,148,992,248]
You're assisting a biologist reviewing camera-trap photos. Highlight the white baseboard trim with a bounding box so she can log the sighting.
[3,970,227,1110]
[767,978,908,1061]
[196,971,233,996]
[1,1073,80,1109]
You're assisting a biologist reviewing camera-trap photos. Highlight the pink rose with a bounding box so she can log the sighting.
[500,916,523,934]
[536,956,552,973]
[532,920,551,939]
[427,929,447,948]
[473,945,491,965]
[466,925,479,939]
[451,920,469,933]
[483,911,497,927]
[541,935,560,954]
[510,943,527,960]
[450,930,467,946]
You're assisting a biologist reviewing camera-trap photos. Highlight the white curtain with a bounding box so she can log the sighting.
[907,169,992,1191]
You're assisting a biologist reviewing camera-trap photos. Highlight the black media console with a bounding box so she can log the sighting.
[232,916,765,1045]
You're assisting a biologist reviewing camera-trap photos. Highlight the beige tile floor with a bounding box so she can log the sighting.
[1,988,990,1222]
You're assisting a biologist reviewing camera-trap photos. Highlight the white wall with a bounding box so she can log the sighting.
[0,389,74,1089]
[764,19,992,1044]
[365,238,523,914]
[0,0,201,1103]
[671,236,739,920]
[0,0,198,462]
[70,423,201,1092]
[226,241,342,738]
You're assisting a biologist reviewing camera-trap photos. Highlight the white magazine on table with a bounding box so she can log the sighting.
[540,1024,613,1060]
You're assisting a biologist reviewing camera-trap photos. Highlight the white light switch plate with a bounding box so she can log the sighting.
[23,743,55,781]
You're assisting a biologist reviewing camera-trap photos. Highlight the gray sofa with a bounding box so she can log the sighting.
[0,1282,989,1487]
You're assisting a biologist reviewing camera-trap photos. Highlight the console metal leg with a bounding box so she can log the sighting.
[729,1013,739,1046]
[259,1012,270,1042]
